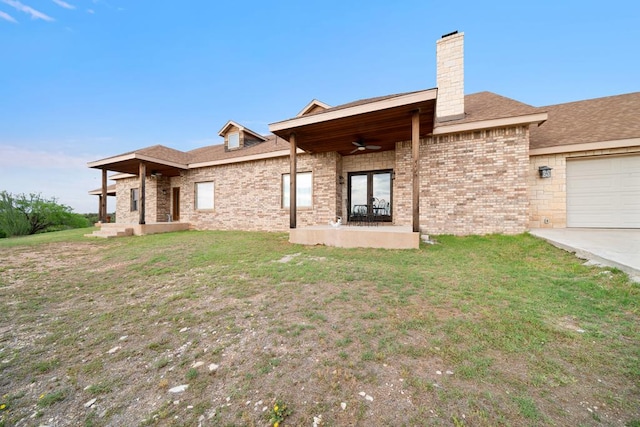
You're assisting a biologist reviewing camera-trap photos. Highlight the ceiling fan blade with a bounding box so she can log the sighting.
[366,145,381,150]
[351,141,363,147]
[349,148,360,154]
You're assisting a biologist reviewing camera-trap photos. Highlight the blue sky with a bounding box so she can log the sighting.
[1,0,638,213]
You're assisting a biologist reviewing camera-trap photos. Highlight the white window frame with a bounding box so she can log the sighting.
[282,172,312,208]
[227,132,240,149]
[195,181,215,210]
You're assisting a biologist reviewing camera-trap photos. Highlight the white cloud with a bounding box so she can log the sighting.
[52,0,75,10]
[0,10,17,22]
[0,0,54,21]
[86,8,94,14]
[0,145,93,169]
[0,145,110,212]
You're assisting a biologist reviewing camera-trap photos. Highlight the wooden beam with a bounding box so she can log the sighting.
[100,169,107,222]
[412,110,420,233]
[139,162,146,225]
[289,133,297,229]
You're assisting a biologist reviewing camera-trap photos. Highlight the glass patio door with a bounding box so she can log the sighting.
[348,170,392,222]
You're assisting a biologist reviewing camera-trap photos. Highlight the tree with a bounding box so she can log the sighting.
[0,191,90,237]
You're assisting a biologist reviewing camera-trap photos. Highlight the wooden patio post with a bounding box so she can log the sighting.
[412,110,420,233]
[100,169,107,222]
[290,133,297,229]
[139,162,146,225]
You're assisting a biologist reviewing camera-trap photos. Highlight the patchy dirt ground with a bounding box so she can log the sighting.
[0,235,638,426]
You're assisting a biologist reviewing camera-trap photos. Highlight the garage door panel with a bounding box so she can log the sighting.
[567,155,640,228]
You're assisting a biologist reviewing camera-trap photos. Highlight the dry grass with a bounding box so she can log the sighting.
[0,229,638,426]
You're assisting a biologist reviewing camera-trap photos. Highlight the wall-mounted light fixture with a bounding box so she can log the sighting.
[162,189,167,196]
[538,166,552,179]
[338,175,345,185]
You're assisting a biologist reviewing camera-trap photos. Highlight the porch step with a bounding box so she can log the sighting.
[85,226,134,239]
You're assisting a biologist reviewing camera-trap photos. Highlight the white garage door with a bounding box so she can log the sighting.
[567,155,640,228]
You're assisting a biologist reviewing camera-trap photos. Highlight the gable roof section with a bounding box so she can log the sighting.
[188,135,301,167]
[296,99,331,117]
[530,92,640,153]
[269,89,438,155]
[433,91,547,134]
[87,144,190,176]
[217,120,267,141]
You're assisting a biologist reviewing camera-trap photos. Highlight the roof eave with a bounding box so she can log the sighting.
[269,89,438,135]
[189,148,305,169]
[530,137,640,156]
[87,153,188,170]
[432,112,548,135]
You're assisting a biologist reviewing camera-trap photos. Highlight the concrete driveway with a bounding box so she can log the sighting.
[529,228,640,282]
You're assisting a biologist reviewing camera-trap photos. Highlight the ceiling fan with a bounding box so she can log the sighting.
[350,140,381,154]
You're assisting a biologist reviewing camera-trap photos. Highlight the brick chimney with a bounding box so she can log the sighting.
[436,31,465,122]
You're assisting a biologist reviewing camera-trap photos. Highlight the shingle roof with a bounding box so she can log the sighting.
[93,91,640,170]
[135,145,190,165]
[100,144,189,165]
[187,135,290,164]
[311,89,432,115]
[530,92,640,150]
[443,91,540,125]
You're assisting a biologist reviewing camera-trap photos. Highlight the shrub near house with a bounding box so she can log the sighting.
[0,191,90,237]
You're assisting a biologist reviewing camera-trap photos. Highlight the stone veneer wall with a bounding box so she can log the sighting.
[529,146,640,228]
[154,176,172,222]
[180,152,340,231]
[404,125,531,235]
[436,32,464,120]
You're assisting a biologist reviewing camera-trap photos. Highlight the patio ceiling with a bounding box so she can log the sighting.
[269,89,437,156]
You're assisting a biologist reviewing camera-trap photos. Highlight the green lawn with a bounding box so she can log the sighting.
[0,229,638,426]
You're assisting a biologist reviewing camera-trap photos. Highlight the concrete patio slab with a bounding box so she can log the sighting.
[290,225,419,249]
[530,228,640,282]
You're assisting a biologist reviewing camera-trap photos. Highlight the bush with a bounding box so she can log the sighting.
[0,191,90,237]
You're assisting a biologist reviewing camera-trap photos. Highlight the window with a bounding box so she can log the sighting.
[195,181,214,210]
[130,188,139,212]
[227,132,240,149]
[282,172,312,208]
[348,170,392,222]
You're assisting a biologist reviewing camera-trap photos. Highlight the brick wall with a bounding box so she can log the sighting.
[529,146,640,228]
[113,125,531,235]
[418,126,530,235]
[115,176,170,223]
[115,177,138,223]
[394,142,413,226]
[179,152,340,231]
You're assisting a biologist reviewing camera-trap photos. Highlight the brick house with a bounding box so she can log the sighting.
[88,32,639,247]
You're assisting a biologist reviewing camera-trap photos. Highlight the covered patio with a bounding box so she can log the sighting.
[87,146,189,234]
[269,89,437,249]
